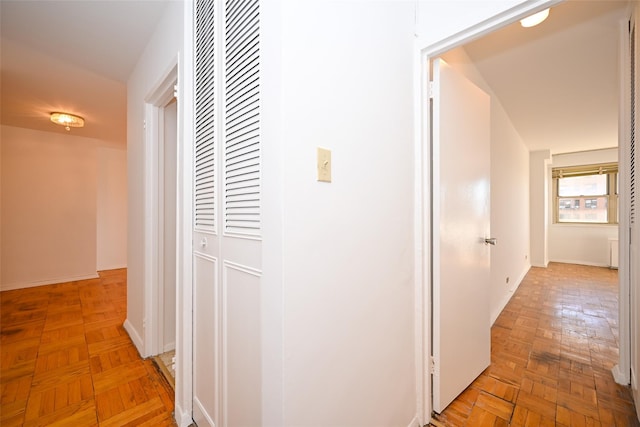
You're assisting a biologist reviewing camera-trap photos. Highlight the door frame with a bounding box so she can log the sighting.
[613,6,633,386]
[410,0,616,422]
[143,63,178,358]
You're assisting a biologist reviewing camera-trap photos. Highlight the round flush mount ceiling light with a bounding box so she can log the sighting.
[50,112,85,131]
[520,8,550,28]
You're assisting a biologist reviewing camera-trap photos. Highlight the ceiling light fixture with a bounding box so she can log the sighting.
[520,8,550,28]
[50,112,85,131]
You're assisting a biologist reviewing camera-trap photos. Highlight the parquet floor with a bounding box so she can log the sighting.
[0,269,176,426]
[433,262,640,427]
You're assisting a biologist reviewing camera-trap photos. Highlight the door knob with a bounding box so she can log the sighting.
[484,237,497,246]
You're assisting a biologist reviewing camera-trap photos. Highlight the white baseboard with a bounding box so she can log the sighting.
[1,273,99,291]
[531,262,549,268]
[612,364,630,386]
[163,341,176,353]
[96,264,127,272]
[123,319,144,355]
[406,414,421,427]
[549,259,609,268]
[175,403,193,427]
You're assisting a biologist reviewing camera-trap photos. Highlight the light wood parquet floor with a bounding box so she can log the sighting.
[0,269,176,426]
[433,262,640,427]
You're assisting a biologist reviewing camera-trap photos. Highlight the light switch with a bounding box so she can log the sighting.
[317,147,331,182]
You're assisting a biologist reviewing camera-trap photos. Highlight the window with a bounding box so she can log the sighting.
[553,162,618,224]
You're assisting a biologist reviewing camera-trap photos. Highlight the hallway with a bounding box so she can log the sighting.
[0,269,175,426]
[433,263,639,426]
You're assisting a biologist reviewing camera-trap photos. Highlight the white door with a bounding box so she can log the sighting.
[431,58,492,413]
[193,0,263,426]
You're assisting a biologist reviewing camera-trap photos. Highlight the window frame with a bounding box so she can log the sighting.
[552,162,618,225]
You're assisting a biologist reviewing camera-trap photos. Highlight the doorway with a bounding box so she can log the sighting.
[143,65,179,378]
[155,96,178,385]
[415,1,632,422]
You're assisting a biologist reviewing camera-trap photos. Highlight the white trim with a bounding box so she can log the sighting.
[174,403,193,427]
[416,0,563,59]
[413,0,561,422]
[96,264,127,272]
[612,364,628,385]
[548,259,611,268]
[143,63,179,359]
[193,397,216,427]
[406,415,421,427]
[223,260,262,277]
[177,0,195,423]
[1,273,99,291]
[617,9,633,386]
[412,23,428,427]
[124,319,144,352]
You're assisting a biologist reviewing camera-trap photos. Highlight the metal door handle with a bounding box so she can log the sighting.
[484,237,497,246]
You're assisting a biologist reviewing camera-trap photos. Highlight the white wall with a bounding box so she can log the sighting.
[548,148,619,267]
[126,0,182,346]
[96,146,127,270]
[530,150,551,267]
[441,48,531,325]
[272,1,536,425]
[280,2,416,425]
[1,125,127,290]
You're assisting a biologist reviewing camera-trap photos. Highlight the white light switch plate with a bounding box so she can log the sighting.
[317,147,331,182]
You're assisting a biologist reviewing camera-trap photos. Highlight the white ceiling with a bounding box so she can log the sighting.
[463,0,629,154]
[0,0,631,153]
[0,0,168,143]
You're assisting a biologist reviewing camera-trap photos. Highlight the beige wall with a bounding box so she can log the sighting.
[1,125,126,290]
[96,145,128,270]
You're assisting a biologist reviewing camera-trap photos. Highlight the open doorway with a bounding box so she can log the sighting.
[155,96,178,386]
[143,65,179,389]
[415,0,633,422]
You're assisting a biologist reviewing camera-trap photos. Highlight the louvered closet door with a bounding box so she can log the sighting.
[193,0,263,426]
[193,0,220,425]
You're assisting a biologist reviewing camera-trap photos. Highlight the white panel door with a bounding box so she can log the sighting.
[631,15,639,411]
[193,0,220,425]
[432,58,492,413]
[193,0,263,425]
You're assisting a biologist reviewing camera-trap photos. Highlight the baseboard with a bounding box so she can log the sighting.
[175,403,193,427]
[549,259,609,268]
[96,264,127,272]
[163,341,176,353]
[531,261,549,268]
[1,273,99,291]
[612,364,630,386]
[123,319,144,355]
[491,263,530,325]
[406,414,421,427]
